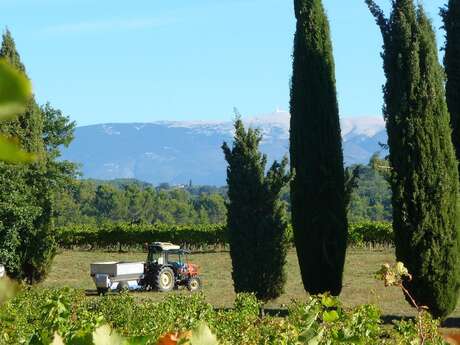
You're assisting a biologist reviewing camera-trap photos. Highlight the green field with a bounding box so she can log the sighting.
[40,247,460,322]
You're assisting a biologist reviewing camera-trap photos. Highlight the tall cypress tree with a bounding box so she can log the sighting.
[222,117,290,302]
[289,0,347,295]
[442,0,460,170]
[0,29,56,283]
[366,0,460,318]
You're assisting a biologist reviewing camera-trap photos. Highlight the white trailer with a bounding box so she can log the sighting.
[90,261,144,293]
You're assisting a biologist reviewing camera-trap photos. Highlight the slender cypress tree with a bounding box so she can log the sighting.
[0,29,56,283]
[222,117,290,302]
[289,0,347,295]
[366,0,460,318]
[442,0,460,170]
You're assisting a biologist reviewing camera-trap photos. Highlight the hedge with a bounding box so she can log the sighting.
[56,223,227,250]
[55,221,393,250]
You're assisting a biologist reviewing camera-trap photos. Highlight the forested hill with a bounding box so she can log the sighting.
[61,112,386,186]
[55,157,391,227]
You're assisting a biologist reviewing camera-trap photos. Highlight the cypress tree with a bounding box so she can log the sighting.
[0,29,56,283]
[442,0,460,170]
[289,0,347,295]
[366,0,460,318]
[222,117,290,302]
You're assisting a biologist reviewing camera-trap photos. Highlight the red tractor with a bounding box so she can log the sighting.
[140,242,201,292]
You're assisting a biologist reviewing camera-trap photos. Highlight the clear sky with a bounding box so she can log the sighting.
[0,0,447,126]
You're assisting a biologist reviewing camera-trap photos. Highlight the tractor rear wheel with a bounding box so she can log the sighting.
[117,281,129,292]
[97,287,108,295]
[155,267,175,292]
[187,276,201,292]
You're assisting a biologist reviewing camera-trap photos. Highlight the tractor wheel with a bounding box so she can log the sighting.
[97,287,108,295]
[187,276,201,292]
[117,281,129,292]
[155,267,175,292]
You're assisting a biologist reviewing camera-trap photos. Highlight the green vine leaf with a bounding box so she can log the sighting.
[190,323,219,345]
[0,277,19,306]
[321,294,337,308]
[0,59,31,120]
[0,136,35,162]
[322,310,339,323]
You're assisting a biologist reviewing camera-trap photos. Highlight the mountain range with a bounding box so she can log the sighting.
[61,111,387,186]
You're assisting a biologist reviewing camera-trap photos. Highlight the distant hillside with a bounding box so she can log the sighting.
[61,111,387,185]
[85,178,153,190]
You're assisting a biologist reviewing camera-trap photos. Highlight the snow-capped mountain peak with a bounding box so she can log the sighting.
[63,113,387,185]
[341,116,385,140]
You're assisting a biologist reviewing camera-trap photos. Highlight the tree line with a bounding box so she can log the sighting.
[53,157,391,227]
[348,154,392,222]
[54,180,227,226]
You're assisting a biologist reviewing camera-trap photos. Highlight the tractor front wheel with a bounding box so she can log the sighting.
[155,267,175,292]
[187,276,201,292]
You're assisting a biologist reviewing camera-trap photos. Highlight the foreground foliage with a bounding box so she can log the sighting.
[0,284,449,345]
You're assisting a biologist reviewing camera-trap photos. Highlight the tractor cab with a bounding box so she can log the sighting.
[142,242,200,292]
[147,242,181,265]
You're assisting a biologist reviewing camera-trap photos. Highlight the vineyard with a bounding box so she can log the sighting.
[1,248,459,344]
[0,287,450,345]
[56,223,228,250]
[56,221,393,250]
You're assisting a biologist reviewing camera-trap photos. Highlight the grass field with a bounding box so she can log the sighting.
[41,247,460,322]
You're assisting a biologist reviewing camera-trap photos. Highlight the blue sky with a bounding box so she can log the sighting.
[0,0,447,126]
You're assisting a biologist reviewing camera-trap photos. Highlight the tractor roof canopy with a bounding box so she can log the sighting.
[148,242,190,254]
